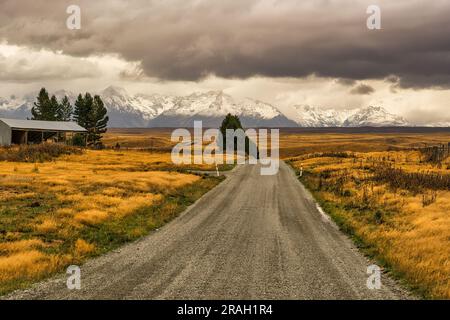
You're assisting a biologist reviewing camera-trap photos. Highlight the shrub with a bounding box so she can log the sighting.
[0,143,82,162]
[71,133,86,147]
[374,210,384,224]
[372,165,450,192]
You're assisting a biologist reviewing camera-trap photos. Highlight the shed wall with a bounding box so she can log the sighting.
[0,121,12,146]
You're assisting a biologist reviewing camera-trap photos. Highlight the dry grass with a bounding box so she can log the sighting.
[289,148,450,299]
[0,251,70,283]
[74,239,96,256]
[103,128,176,150]
[279,131,450,158]
[0,148,222,294]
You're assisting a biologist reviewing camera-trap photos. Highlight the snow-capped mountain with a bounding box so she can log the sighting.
[100,86,176,127]
[149,91,296,127]
[290,105,354,127]
[0,86,417,127]
[343,106,409,127]
[424,121,450,127]
[0,94,34,119]
[289,105,409,127]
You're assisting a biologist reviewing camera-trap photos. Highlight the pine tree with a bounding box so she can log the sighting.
[31,88,51,120]
[58,96,73,121]
[49,95,60,121]
[219,113,259,158]
[87,95,109,147]
[73,93,91,129]
[73,93,108,147]
[220,113,244,135]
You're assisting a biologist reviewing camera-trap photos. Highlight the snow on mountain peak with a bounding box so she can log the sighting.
[343,106,408,127]
[0,86,412,127]
[290,104,408,127]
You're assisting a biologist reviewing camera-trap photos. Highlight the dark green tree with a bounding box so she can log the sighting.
[73,93,92,129]
[57,96,73,121]
[73,93,108,147]
[49,95,60,120]
[219,113,259,159]
[219,113,244,136]
[31,88,52,120]
[86,95,109,147]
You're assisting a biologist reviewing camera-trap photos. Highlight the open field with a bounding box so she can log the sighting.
[103,128,176,151]
[0,147,223,294]
[288,147,450,299]
[1,127,450,298]
[279,129,450,158]
[104,127,450,158]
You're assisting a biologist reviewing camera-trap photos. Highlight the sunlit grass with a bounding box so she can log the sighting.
[0,149,222,294]
[290,149,450,299]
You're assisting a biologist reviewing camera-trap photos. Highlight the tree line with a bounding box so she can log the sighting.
[31,88,109,147]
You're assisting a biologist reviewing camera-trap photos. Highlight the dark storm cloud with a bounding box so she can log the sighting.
[1,0,450,88]
[350,83,375,95]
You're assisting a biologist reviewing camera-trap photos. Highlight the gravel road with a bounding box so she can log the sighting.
[5,161,410,299]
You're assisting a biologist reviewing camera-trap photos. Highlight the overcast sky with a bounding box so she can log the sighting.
[1,0,450,124]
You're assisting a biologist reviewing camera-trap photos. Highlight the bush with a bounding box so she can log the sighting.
[0,143,83,162]
[372,165,450,192]
[71,134,86,147]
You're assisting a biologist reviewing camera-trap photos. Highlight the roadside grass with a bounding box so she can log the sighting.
[287,150,450,299]
[0,149,224,295]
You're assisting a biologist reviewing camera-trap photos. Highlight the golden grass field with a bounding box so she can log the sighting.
[287,146,450,299]
[0,148,224,294]
[1,127,450,298]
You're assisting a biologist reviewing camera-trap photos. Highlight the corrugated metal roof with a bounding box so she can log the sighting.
[0,118,86,132]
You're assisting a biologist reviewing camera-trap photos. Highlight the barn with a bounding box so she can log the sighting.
[0,118,87,146]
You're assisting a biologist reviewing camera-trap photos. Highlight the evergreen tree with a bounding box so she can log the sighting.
[58,96,73,121]
[73,93,91,129]
[31,89,65,121]
[31,88,51,120]
[219,114,259,158]
[87,95,109,147]
[73,93,108,147]
[219,113,244,135]
[49,95,60,121]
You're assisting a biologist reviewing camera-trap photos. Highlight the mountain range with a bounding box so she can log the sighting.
[0,86,431,128]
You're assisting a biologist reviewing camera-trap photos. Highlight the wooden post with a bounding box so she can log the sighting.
[24,131,28,144]
[41,131,44,143]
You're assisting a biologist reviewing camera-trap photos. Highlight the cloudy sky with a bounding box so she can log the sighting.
[1,0,450,124]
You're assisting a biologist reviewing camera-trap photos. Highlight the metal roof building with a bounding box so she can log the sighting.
[0,118,86,146]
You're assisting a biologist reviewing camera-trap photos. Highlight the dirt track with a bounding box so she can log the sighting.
[6,162,410,299]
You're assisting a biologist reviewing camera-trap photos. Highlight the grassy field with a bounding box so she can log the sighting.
[1,128,449,298]
[279,130,450,158]
[287,143,450,298]
[0,146,224,294]
[103,128,176,151]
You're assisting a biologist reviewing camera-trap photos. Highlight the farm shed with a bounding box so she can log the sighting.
[0,118,86,146]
